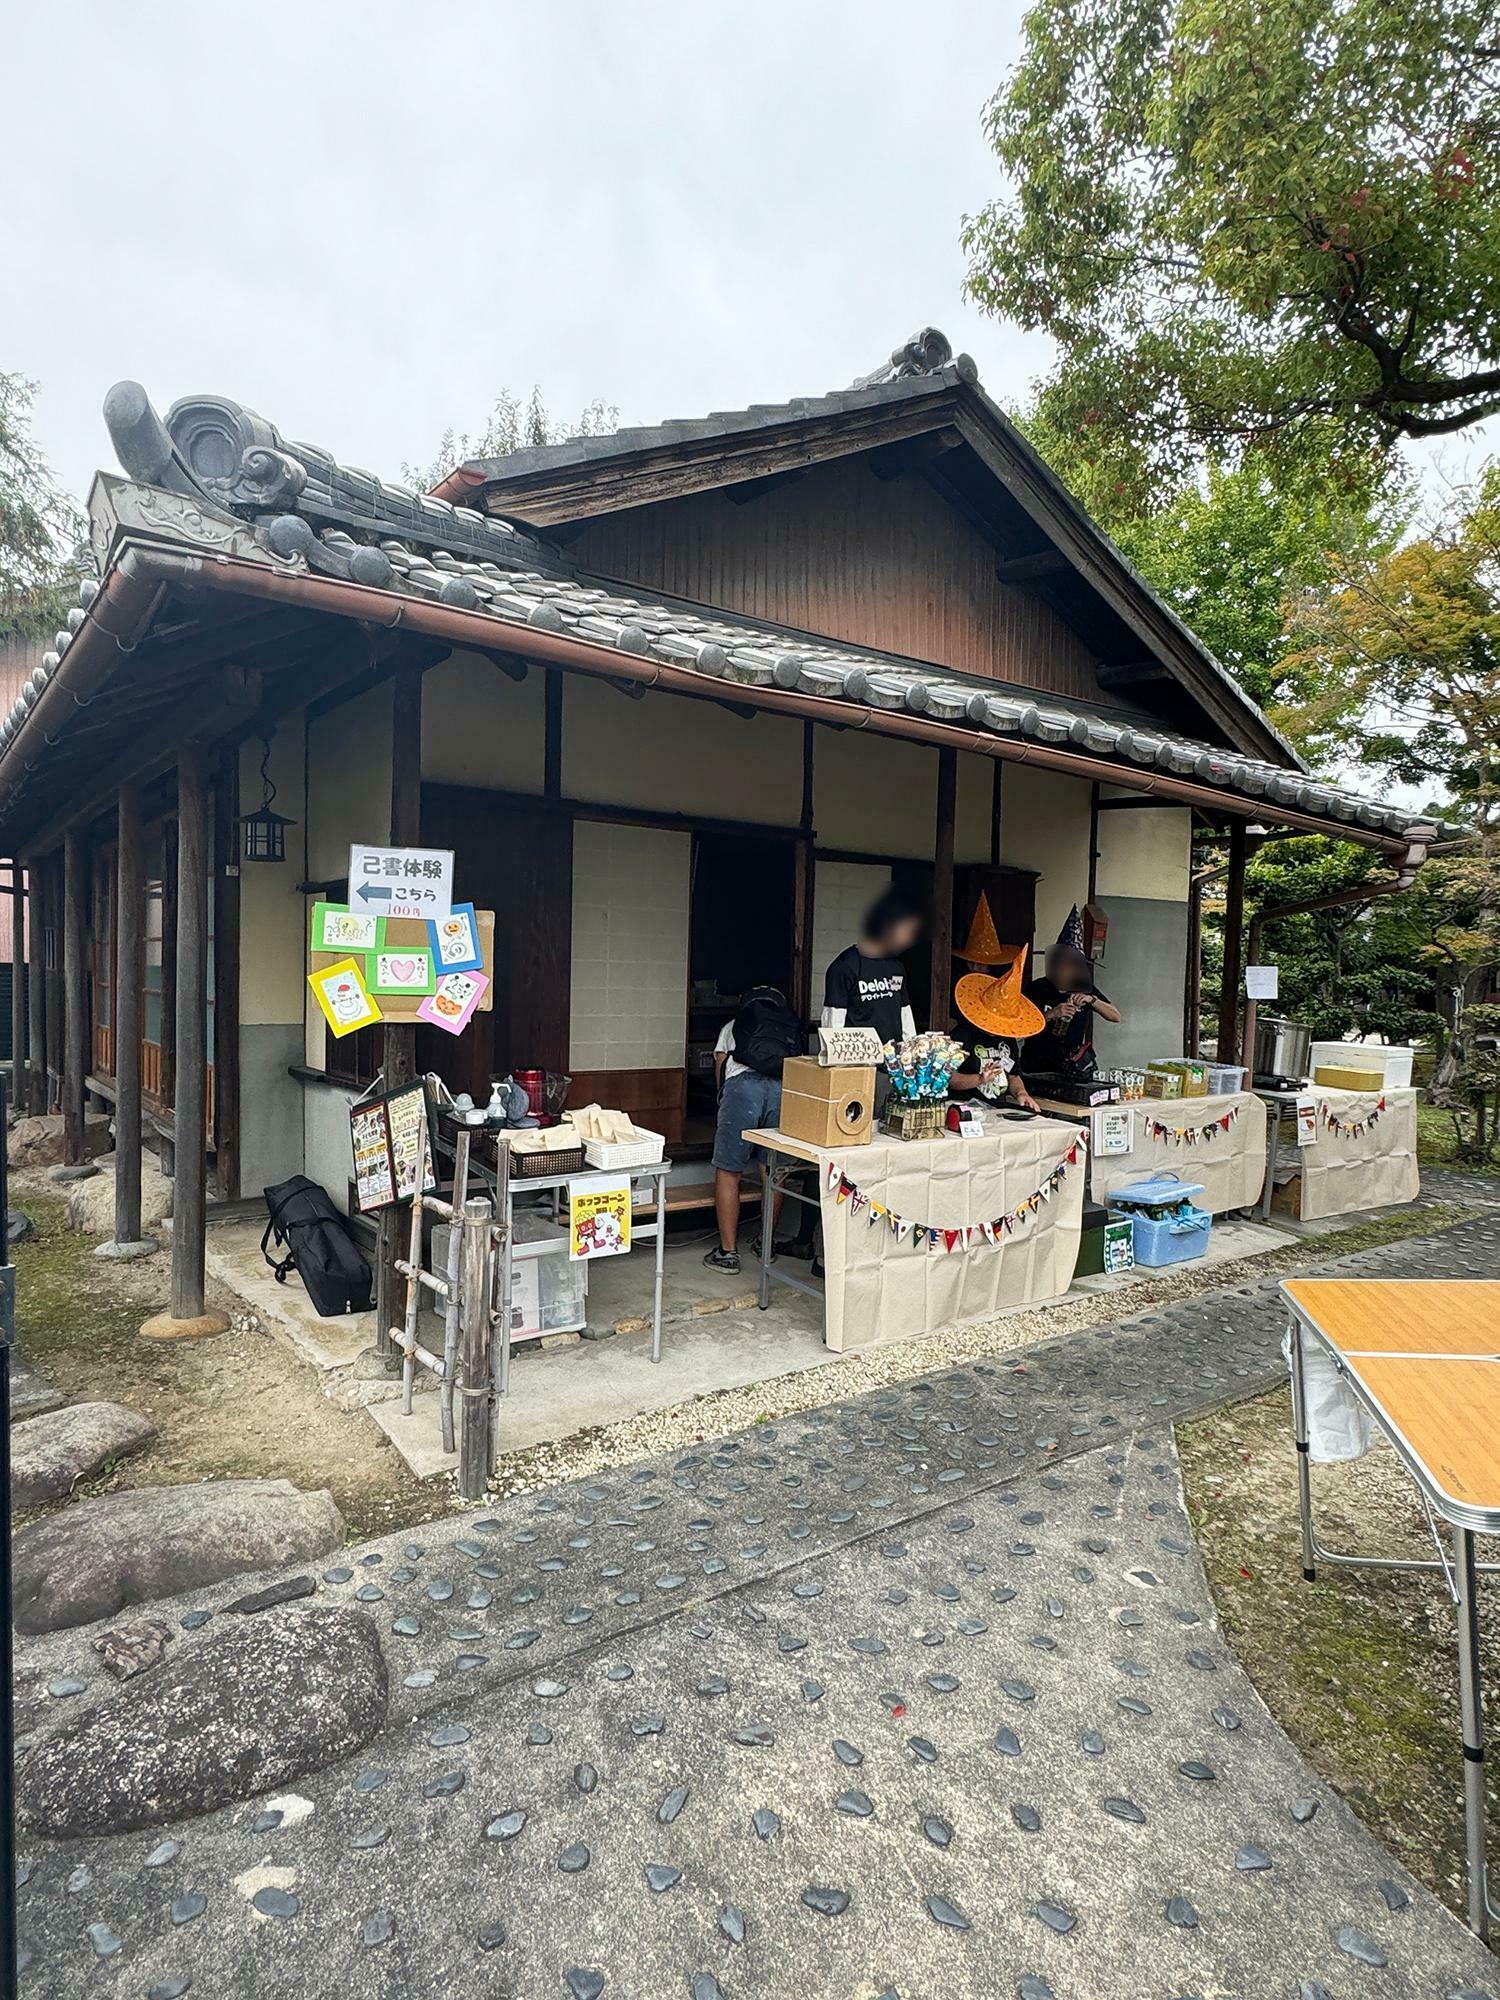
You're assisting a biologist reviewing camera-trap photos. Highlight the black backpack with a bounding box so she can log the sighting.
[261,1175,374,1318]
[731,987,804,1079]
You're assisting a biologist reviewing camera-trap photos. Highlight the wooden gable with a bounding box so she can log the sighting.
[566,455,1102,703]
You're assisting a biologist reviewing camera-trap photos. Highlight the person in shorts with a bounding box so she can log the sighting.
[705,985,801,1273]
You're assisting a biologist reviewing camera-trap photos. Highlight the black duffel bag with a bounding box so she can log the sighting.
[261,1175,373,1318]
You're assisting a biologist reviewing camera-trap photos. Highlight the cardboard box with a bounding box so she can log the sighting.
[779,1056,875,1148]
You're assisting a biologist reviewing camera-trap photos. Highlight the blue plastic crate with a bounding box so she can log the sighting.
[1107,1174,1212,1267]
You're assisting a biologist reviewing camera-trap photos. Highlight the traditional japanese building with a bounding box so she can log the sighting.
[0,330,1448,1333]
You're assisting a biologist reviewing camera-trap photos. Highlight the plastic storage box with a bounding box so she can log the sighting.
[1206,1063,1246,1094]
[1107,1175,1213,1268]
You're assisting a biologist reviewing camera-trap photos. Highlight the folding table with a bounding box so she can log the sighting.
[1283,1278,1500,1935]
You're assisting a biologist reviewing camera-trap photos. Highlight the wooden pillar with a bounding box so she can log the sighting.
[376,664,423,1358]
[990,759,1004,867]
[26,859,45,1112]
[791,721,815,1022]
[62,830,86,1165]
[213,748,241,1201]
[928,747,958,1030]
[43,855,62,1112]
[1217,819,1248,1065]
[159,818,178,1111]
[143,748,227,1338]
[10,860,25,1118]
[1184,872,1203,1059]
[114,784,145,1245]
[458,1195,494,1500]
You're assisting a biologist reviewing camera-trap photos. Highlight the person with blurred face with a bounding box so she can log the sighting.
[1023,906,1122,1076]
[820,886,923,1045]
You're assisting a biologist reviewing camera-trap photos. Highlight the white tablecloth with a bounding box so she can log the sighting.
[1087,1090,1266,1215]
[810,1117,1086,1352]
[1298,1085,1419,1220]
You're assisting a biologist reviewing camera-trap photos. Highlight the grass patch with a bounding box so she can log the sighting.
[1417,1103,1498,1175]
[1179,1387,1496,1918]
[10,1187,451,1540]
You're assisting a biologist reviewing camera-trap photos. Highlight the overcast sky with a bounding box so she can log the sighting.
[13,2,1052,501]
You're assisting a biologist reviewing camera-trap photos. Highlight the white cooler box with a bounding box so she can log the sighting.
[1308,1041,1414,1089]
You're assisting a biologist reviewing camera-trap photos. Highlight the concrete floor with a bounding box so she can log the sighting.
[206,1201,1391,1482]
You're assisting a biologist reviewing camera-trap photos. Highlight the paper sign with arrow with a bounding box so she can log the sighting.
[348,843,454,921]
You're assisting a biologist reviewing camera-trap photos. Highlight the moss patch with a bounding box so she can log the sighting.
[1179,1387,1498,1918]
[10,1187,452,1540]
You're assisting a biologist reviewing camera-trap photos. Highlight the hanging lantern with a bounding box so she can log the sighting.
[240,736,296,864]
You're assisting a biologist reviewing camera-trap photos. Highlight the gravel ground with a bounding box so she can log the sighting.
[492,1203,1475,1500]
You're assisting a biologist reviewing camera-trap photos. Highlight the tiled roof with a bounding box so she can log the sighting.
[431,330,977,493]
[0,367,1454,850]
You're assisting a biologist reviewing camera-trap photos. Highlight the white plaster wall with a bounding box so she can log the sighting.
[306,680,394,879]
[422,649,545,794]
[997,764,1093,958]
[564,676,803,825]
[570,821,691,1070]
[239,722,307,1029]
[1094,790,1191,902]
[811,861,891,1009]
[304,1081,360,1211]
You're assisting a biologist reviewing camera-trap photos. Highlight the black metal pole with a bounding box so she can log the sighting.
[0,1071,17,1988]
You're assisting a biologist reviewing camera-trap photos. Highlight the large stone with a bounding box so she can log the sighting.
[67,1152,174,1238]
[11,1478,345,1634]
[10,1355,63,1422]
[8,1112,111,1171]
[11,1400,158,1508]
[17,1605,387,1835]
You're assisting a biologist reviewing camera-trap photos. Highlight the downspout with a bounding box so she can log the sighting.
[1241,839,1433,1067]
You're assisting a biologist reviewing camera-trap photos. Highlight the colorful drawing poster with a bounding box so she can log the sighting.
[385,1082,437,1201]
[429,903,483,973]
[368,948,437,996]
[417,969,489,1037]
[312,901,380,954]
[568,1174,632,1262]
[309,957,382,1038]
[350,1100,396,1212]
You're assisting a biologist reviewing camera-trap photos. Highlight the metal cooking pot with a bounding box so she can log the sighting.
[1253,1016,1311,1080]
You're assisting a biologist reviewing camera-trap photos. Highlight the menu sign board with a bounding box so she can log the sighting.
[817,1025,883,1068]
[348,1080,439,1213]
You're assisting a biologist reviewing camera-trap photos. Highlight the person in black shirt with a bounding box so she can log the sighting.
[821,887,923,1046]
[1023,931,1122,1076]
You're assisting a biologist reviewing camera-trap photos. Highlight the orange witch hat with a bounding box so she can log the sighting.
[955,946,1046,1040]
[958,892,1007,966]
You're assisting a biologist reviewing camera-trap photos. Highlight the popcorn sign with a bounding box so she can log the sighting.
[348,844,454,921]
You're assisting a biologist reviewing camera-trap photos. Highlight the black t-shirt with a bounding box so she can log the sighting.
[1023,975,1109,1072]
[823,947,908,1045]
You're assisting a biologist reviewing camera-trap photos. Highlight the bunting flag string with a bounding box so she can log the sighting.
[1144,1104,1244,1147]
[1318,1093,1386,1139]
[823,1140,1083,1252]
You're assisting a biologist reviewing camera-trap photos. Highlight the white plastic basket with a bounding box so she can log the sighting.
[582,1126,666,1170]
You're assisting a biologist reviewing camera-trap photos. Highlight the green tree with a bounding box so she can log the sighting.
[404,386,619,493]
[1278,468,1500,1084]
[1,370,83,642]
[965,0,1500,497]
[1120,455,1407,717]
